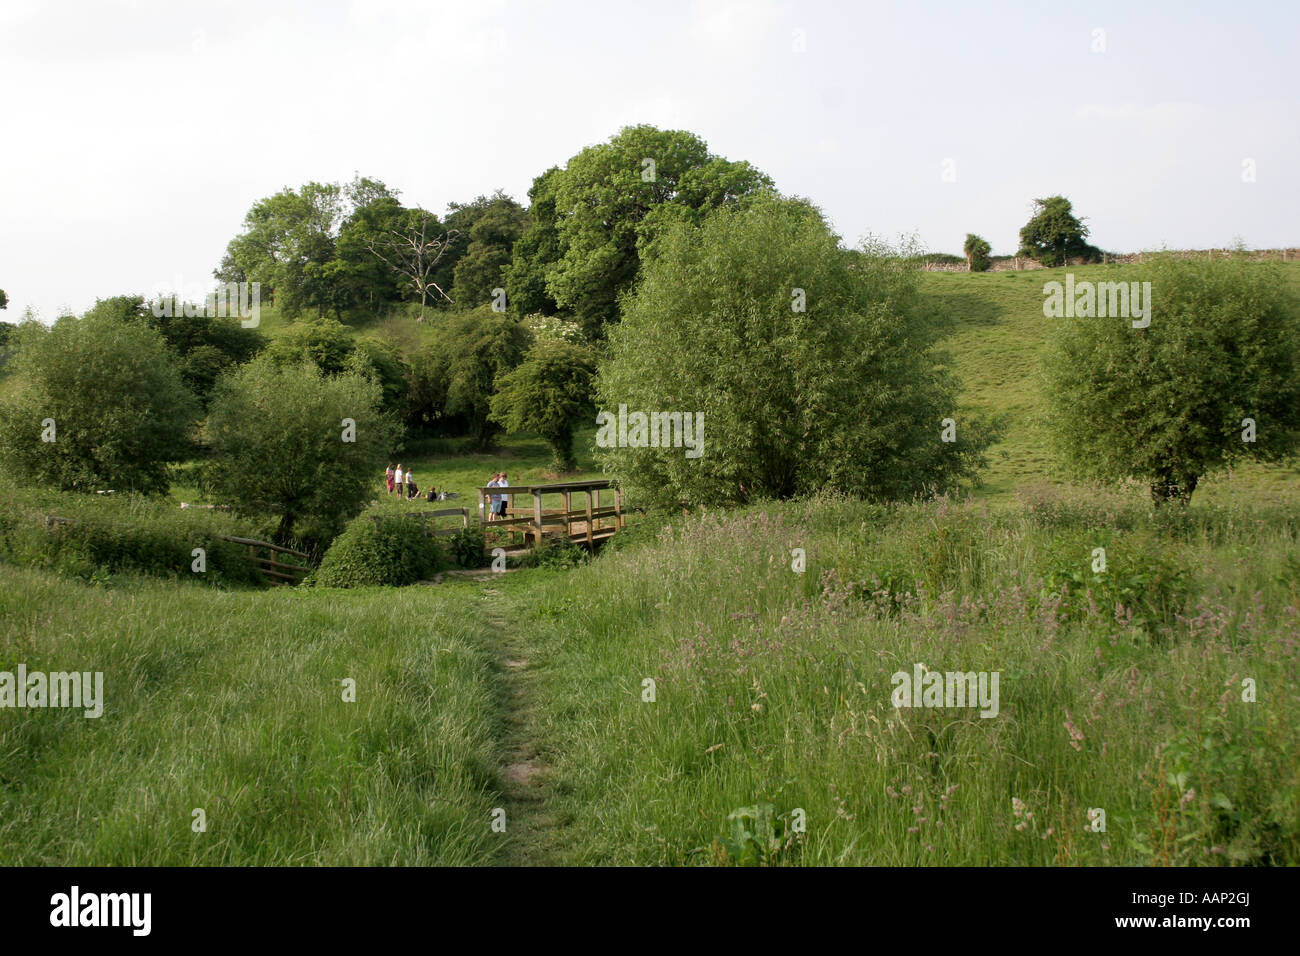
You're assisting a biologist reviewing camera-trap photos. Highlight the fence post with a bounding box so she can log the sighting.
[585,490,594,545]
[616,487,625,530]
[534,490,544,544]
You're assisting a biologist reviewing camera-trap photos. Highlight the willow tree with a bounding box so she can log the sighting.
[1044,254,1300,504]
[595,191,1000,508]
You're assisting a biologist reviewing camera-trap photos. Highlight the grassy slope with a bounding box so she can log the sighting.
[919,262,1300,505]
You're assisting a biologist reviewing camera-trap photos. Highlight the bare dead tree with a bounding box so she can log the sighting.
[366,211,463,322]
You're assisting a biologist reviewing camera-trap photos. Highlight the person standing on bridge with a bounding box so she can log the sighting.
[484,473,498,521]
[494,473,509,520]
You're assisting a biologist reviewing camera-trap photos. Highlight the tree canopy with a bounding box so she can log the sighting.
[596,191,1000,507]
[0,312,199,493]
[508,125,772,338]
[1044,254,1300,504]
[1018,196,1098,266]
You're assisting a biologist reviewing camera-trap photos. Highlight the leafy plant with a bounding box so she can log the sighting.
[447,524,486,569]
[692,803,802,867]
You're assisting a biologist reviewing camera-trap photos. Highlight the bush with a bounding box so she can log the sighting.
[311,514,445,587]
[447,524,486,569]
[516,537,588,570]
[1038,530,1191,632]
[963,234,992,272]
[0,481,264,586]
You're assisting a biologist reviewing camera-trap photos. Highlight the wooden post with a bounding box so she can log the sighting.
[563,490,571,540]
[534,489,543,544]
[585,490,594,546]
[616,487,625,530]
[478,487,486,527]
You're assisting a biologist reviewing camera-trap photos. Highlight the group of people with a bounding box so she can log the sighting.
[383,464,505,510]
[385,464,450,503]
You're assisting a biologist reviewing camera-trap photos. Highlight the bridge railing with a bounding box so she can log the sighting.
[476,479,624,547]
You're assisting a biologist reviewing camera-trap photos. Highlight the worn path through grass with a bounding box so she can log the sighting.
[478,581,560,866]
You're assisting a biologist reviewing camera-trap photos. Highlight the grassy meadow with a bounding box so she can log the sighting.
[0,564,505,865]
[501,492,1300,865]
[2,261,1299,866]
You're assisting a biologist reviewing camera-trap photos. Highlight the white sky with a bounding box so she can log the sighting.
[2,0,1296,322]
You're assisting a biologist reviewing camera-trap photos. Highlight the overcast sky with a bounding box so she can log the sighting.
[2,0,1296,322]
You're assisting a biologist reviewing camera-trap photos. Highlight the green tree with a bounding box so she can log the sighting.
[596,192,999,508]
[0,313,198,493]
[416,308,531,448]
[203,358,400,544]
[1017,196,1097,267]
[490,340,597,471]
[262,316,409,416]
[452,194,528,309]
[89,294,265,404]
[963,233,992,272]
[1044,254,1300,505]
[332,178,408,314]
[216,181,343,317]
[504,168,562,317]
[263,316,357,375]
[0,289,8,310]
[512,126,772,338]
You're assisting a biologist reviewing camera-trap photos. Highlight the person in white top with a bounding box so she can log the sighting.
[395,465,404,489]
[494,473,509,519]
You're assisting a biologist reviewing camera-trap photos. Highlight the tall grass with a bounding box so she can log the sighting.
[504,490,1300,865]
[0,567,506,864]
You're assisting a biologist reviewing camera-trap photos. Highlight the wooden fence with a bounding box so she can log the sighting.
[216,535,312,585]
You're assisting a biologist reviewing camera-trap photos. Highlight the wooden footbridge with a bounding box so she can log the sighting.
[381,478,625,556]
[476,478,624,551]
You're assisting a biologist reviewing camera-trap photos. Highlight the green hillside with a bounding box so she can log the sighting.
[921,262,1300,504]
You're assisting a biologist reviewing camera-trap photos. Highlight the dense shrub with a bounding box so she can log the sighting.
[447,524,486,569]
[311,514,445,587]
[0,481,263,586]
